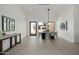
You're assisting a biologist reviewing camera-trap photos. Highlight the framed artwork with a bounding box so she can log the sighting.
[2,15,15,32]
[6,17,10,31]
[10,18,15,31]
[12,19,15,31]
[60,22,65,30]
[10,18,13,31]
[60,21,68,31]
[65,21,68,31]
[2,15,7,31]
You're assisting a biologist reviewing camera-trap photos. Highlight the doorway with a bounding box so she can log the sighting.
[30,21,37,36]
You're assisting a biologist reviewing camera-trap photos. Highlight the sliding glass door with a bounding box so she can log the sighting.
[30,21,37,36]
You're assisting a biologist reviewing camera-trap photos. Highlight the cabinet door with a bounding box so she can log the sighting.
[12,37,15,46]
[3,38,10,51]
[17,35,20,43]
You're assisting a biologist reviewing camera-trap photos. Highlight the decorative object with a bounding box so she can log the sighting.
[6,17,10,31]
[2,16,7,31]
[60,22,65,30]
[60,21,68,31]
[12,19,15,31]
[9,18,15,31]
[1,31,6,35]
[65,21,68,30]
[2,15,15,32]
[10,18,13,31]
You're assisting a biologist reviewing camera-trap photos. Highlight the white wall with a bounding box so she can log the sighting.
[74,5,79,43]
[0,5,27,39]
[56,5,74,43]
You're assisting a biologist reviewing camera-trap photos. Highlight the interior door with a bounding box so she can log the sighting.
[30,21,37,36]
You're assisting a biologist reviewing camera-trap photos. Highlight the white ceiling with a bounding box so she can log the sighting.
[18,4,70,20]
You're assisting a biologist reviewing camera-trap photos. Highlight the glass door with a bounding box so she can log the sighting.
[30,21,37,36]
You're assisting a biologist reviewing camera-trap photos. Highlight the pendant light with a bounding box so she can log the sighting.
[47,8,50,24]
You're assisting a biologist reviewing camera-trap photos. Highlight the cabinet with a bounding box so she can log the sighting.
[3,38,10,51]
[0,33,21,55]
[16,34,21,43]
[12,36,16,46]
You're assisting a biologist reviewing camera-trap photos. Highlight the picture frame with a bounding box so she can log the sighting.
[60,21,68,31]
[9,18,15,31]
[10,18,13,31]
[60,22,65,30]
[65,21,68,31]
[6,17,10,31]
[2,15,7,32]
[12,19,15,31]
[2,15,15,32]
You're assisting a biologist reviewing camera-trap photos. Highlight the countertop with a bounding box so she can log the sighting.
[0,33,20,40]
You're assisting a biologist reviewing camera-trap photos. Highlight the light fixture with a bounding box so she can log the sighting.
[47,8,50,23]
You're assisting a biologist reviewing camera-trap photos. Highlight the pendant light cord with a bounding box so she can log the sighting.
[48,9,50,22]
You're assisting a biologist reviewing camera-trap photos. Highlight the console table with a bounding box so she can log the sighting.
[0,33,21,55]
